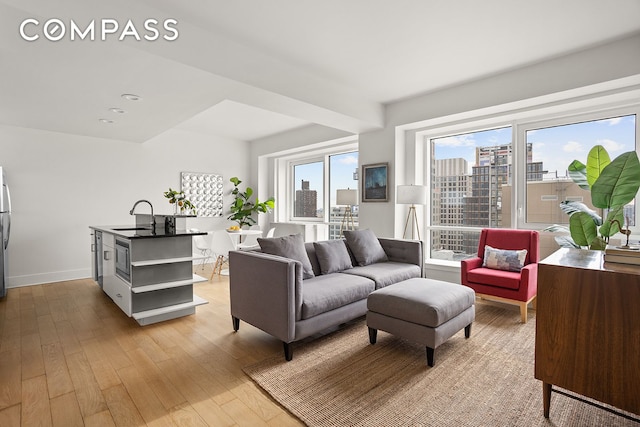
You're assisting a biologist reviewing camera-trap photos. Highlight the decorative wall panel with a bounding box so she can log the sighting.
[180,172,224,217]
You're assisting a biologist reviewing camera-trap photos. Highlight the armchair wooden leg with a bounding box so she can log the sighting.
[232,316,240,332]
[520,302,528,323]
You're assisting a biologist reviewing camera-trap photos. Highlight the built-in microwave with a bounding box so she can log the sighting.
[115,238,131,282]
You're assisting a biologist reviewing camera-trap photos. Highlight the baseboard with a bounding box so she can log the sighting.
[7,268,91,288]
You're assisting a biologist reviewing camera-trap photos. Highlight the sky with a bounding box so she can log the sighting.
[433,114,637,178]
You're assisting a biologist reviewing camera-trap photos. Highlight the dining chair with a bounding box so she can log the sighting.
[265,227,276,238]
[189,228,212,270]
[210,230,237,278]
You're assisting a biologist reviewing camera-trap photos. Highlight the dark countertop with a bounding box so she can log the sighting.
[89,225,207,239]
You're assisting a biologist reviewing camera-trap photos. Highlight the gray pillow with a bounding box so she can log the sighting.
[313,240,353,274]
[258,233,315,279]
[343,229,388,266]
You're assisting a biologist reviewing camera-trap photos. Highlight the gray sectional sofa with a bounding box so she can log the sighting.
[229,230,423,360]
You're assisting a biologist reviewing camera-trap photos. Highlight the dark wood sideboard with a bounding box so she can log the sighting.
[535,248,640,418]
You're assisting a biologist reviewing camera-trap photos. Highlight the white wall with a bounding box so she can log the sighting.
[0,124,249,287]
[249,33,640,283]
[360,33,640,238]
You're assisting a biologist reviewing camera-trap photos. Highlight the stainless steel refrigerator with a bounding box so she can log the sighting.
[0,168,11,298]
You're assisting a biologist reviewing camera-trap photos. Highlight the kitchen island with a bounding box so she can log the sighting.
[90,222,208,325]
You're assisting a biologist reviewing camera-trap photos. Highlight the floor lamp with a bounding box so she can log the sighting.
[397,185,427,240]
[336,189,358,236]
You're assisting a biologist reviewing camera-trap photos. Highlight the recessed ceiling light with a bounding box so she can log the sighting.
[109,107,126,114]
[121,93,142,101]
[99,118,115,124]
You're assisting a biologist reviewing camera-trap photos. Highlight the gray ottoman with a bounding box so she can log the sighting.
[367,278,475,366]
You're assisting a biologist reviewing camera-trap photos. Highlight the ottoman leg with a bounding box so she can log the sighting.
[426,347,435,367]
[465,323,472,338]
[368,327,378,344]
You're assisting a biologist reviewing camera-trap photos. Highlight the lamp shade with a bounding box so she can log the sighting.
[336,189,358,206]
[397,185,427,205]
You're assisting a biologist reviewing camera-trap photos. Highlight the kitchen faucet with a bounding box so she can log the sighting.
[129,199,155,229]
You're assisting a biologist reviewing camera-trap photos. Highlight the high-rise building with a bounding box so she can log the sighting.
[433,158,471,253]
[461,143,544,253]
[430,143,546,256]
[295,180,318,217]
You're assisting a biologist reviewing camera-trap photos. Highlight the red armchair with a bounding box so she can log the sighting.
[460,228,539,323]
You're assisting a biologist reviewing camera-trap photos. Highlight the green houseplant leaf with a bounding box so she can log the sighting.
[567,160,590,190]
[591,151,640,209]
[569,212,598,247]
[599,205,624,237]
[560,146,639,250]
[586,145,611,187]
[559,201,602,226]
[227,177,275,228]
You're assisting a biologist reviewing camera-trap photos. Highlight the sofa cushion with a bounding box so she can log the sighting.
[344,229,388,266]
[313,240,353,274]
[482,245,527,272]
[467,267,521,290]
[258,233,315,279]
[342,262,421,289]
[301,273,375,319]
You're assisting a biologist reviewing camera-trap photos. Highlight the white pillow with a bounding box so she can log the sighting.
[482,245,527,272]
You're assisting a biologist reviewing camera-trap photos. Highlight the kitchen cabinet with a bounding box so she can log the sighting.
[90,225,208,325]
[101,232,116,290]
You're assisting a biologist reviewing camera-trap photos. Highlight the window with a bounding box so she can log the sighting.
[293,161,323,219]
[422,105,639,264]
[429,127,513,261]
[522,114,637,226]
[287,148,359,239]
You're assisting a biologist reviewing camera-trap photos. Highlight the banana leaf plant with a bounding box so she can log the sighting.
[554,145,640,250]
[227,177,275,228]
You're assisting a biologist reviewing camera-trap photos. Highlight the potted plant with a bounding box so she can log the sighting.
[552,145,640,249]
[227,177,275,228]
[163,188,197,215]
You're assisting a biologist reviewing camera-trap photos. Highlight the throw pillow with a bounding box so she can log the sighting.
[482,245,527,272]
[343,229,388,266]
[258,233,315,279]
[313,240,353,274]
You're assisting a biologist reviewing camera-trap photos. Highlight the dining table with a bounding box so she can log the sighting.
[216,229,262,248]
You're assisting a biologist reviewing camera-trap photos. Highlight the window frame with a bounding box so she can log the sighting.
[418,103,640,265]
[289,156,325,222]
[282,143,359,224]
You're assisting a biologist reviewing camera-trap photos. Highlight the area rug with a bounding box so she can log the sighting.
[244,304,638,426]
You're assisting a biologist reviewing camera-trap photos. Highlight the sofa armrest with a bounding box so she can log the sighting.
[229,250,303,342]
[378,238,423,276]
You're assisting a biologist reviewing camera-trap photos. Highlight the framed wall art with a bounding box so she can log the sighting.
[180,172,224,217]
[361,162,388,202]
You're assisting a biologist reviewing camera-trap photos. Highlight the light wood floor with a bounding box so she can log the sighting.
[0,264,304,426]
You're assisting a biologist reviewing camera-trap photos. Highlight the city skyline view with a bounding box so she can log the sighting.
[433,114,636,179]
[294,151,359,214]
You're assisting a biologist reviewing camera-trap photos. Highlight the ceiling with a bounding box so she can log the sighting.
[1,0,640,143]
